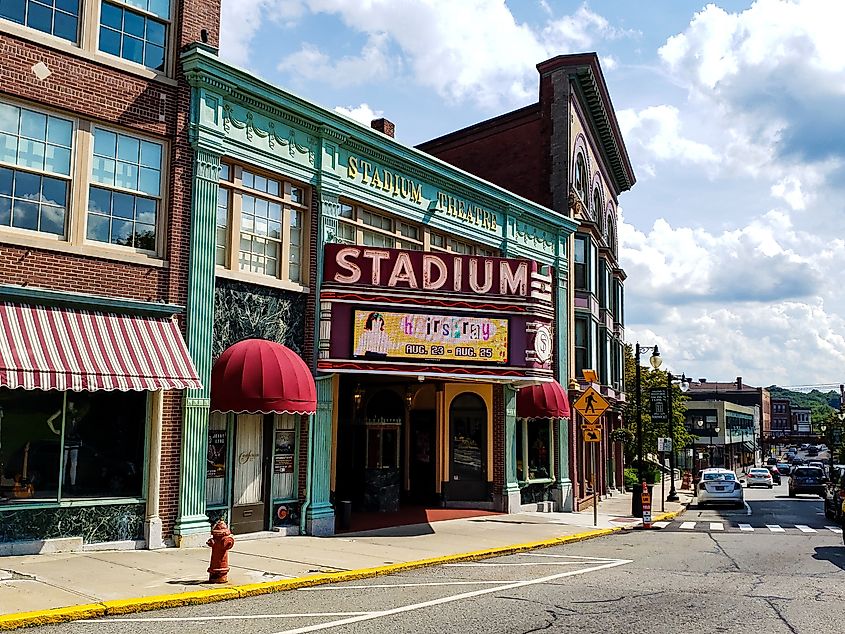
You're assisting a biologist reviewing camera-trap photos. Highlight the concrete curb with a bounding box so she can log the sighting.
[0,526,622,630]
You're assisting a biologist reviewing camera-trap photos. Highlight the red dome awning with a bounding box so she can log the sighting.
[211,339,316,415]
[517,380,570,419]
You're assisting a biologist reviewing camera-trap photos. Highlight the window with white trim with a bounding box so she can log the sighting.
[87,127,162,251]
[337,202,497,256]
[216,164,308,287]
[0,102,73,236]
[0,0,173,75]
[516,418,554,482]
[0,97,169,257]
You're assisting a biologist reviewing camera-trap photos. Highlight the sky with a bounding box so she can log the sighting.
[218,0,845,390]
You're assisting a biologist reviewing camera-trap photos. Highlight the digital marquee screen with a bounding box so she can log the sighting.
[352,310,509,363]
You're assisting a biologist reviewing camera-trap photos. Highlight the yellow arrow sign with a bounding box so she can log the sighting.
[573,386,610,423]
[583,427,601,443]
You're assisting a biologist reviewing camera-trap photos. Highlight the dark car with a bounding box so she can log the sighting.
[767,465,782,485]
[765,457,778,466]
[788,466,826,497]
[823,466,845,522]
[806,447,820,457]
[776,462,791,476]
[790,456,805,466]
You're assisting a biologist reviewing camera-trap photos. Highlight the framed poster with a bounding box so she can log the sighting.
[273,430,295,474]
[207,429,227,479]
[352,310,508,363]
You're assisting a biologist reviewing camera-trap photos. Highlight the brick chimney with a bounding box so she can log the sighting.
[371,118,395,138]
[736,376,742,390]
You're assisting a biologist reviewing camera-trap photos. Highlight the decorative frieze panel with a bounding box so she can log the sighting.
[222,103,316,166]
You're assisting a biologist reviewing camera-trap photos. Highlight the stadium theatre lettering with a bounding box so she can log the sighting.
[328,245,529,298]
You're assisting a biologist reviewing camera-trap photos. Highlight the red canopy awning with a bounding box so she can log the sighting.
[517,380,571,419]
[0,302,201,391]
[211,339,316,415]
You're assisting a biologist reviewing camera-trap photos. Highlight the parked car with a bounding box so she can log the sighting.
[776,462,791,476]
[823,466,845,522]
[800,443,809,450]
[745,468,773,489]
[698,468,744,508]
[788,466,826,497]
[767,465,782,485]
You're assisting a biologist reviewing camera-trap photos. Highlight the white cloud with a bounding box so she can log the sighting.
[277,34,393,88]
[617,105,719,168]
[220,0,306,67]
[334,103,383,126]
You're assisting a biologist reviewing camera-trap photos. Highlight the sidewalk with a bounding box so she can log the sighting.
[0,487,691,628]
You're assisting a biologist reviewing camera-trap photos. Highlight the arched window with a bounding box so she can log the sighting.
[592,188,602,221]
[607,216,616,254]
[574,153,588,203]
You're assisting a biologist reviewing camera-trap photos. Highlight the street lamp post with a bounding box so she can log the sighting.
[666,372,690,502]
[633,342,662,516]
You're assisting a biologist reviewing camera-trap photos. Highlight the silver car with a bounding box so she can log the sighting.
[698,468,744,508]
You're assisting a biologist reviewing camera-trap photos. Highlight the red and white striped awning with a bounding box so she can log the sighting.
[0,302,201,392]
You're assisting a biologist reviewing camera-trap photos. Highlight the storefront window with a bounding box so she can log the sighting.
[527,419,552,480]
[0,389,146,504]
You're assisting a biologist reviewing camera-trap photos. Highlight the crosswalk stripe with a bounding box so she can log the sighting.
[795,525,816,533]
[652,521,670,529]
[738,524,754,532]
[826,526,843,534]
[766,524,785,532]
[709,522,724,531]
[679,522,696,530]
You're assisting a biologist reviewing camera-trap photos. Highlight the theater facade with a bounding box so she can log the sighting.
[183,44,578,537]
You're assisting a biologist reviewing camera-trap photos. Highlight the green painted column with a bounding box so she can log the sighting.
[174,146,220,545]
[555,239,573,511]
[502,384,521,512]
[306,374,335,535]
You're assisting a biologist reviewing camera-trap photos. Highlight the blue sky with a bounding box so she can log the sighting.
[219,0,845,390]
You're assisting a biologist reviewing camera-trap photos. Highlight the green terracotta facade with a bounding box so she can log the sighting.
[181,44,578,535]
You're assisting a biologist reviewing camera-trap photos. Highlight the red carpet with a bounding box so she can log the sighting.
[338,506,500,533]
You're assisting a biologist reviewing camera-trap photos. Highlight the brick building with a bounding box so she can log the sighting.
[418,53,634,510]
[0,1,219,549]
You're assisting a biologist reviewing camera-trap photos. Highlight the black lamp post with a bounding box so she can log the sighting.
[666,372,691,502]
[632,342,662,516]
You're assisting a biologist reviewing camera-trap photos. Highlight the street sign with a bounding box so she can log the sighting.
[583,427,601,443]
[650,388,668,422]
[573,386,609,424]
[657,437,672,452]
[642,483,652,527]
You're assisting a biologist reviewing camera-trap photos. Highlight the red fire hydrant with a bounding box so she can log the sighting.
[207,519,235,583]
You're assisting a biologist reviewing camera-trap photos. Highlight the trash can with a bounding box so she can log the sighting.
[337,500,352,530]
[630,485,654,518]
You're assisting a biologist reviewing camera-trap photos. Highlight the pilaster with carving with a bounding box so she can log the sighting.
[306,375,335,535]
[554,231,573,510]
[501,384,521,512]
[174,146,221,544]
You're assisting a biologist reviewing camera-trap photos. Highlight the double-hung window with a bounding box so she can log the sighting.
[574,235,588,291]
[98,1,169,72]
[0,102,73,237]
[1,0,80,42]
[216,164,308,287]
[87,127,162,251]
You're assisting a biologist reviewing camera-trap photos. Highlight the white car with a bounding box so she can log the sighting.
[698,468,745,507]
[745,468,773,488]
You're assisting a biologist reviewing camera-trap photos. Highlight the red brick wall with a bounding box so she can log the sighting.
[493,386,504,490]
[0,1,223,540]
[419,112,549,208]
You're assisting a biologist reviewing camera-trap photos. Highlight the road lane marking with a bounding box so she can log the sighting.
[738,524,754,532]
[766,525,785,532]
[301,581,520,590]
[79,613,373,623]
[710,523,724,531]
[795,525,817,533]
[269,559,633,634]
[445,562,587,567]
[652,521,670,529]
[744,502,752,515]
[826,526,843,534]
[679,522,696,530]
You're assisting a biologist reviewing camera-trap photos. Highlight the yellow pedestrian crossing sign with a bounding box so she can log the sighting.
[573,386,609,424]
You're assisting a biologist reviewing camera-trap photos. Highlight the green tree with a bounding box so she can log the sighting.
[620,343,694,467]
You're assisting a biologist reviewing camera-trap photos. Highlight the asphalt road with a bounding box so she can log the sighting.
[29,484,845,634]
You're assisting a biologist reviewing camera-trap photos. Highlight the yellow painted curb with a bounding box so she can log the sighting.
[0,603,105,630]
[0,526,621,630]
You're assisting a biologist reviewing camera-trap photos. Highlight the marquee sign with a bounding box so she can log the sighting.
[324,244,551,303]
[352,310,509,363]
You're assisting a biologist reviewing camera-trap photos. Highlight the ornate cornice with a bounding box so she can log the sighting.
[222,103,316,166]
